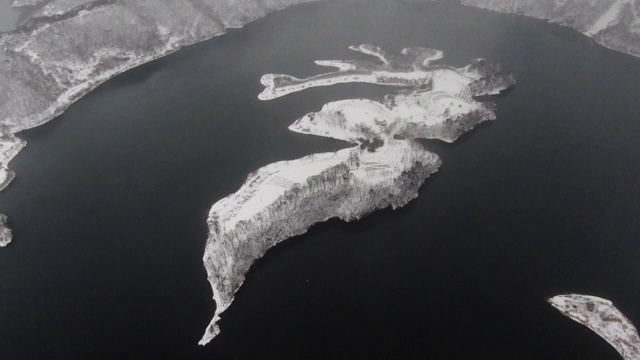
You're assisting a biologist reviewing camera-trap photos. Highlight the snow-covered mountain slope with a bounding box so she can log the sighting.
[462,0,640,58]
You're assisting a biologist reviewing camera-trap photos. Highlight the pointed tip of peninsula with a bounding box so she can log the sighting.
[198,323,219,346]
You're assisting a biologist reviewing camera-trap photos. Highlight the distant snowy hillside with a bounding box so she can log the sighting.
[462,0,640,58]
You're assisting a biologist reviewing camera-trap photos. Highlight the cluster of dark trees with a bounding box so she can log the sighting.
[358,136,384,152]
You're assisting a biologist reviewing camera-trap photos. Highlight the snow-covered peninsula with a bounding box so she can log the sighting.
[199,45,515,344]
[0,0,319,245]
[549,294,640,360]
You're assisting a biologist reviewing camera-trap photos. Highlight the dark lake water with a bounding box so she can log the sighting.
[1,1,640,358]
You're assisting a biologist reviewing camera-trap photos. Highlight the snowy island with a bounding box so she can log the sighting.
[199,45,515,344]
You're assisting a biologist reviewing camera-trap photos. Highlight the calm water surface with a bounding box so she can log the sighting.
[1,1,640,358]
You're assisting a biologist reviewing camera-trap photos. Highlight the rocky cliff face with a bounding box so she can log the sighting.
[461,0,640,58]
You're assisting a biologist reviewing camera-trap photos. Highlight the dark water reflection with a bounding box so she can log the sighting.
[1,1,640,358]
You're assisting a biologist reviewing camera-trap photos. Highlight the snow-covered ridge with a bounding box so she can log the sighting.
[199,45,515,345]
[549,294,640,360]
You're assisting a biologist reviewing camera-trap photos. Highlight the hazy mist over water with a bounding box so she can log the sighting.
[1,1,640,359]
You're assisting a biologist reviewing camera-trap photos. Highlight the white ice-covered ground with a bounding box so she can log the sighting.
[549,294,640,360]
[200,45,514,344]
